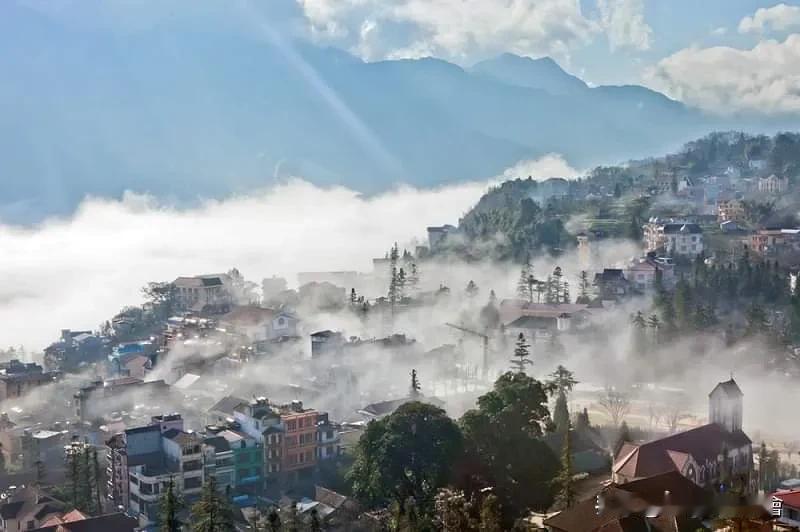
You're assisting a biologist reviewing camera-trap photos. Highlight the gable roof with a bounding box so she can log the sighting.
[772,489,800,509]
[33,512,138,531]
[613,423,751,480]
[708,378,743,398]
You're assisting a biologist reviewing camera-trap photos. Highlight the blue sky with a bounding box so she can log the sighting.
[9,0,800,114]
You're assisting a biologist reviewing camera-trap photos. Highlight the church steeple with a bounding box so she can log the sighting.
[708,378,743,433]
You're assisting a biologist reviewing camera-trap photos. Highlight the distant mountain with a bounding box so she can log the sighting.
[0,5,753,222]
[471,53,588,95]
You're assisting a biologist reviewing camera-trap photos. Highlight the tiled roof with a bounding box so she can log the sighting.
[613,423,751,479]
[209,395,249,416]
[33,512,138,531]
[772,489,800,509]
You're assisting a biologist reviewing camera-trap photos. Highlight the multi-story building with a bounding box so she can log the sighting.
[172,274,232,311]
[0,360,59,402]
[643,219,704,257]
[208,396,333,486]
[750,227,800,256]
[717,197,746,223]
[758,174,789,195]
[626,257,675,293]
[203,427,263,497]
[74,377,169,421]
[105,414,206,527]
[316,413,341,461]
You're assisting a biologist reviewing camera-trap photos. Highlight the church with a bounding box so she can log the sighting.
[612,379,752,492]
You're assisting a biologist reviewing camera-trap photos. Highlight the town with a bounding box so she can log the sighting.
[0,132,800,531]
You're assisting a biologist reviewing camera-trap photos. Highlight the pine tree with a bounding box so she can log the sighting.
[397,268,407,301]
[191,477,235,532]
[647,314,660,344]
[545,275,556,304]
[517,254,534,303]
[388,243,400,312]
[552,267,564,303]
[159,476,183,532]
[562,281,571,304]
[553,391,570,433]
[350,288,358,304]
[577,270,591,303]
[410,369,421,398]
[91,447,104,515]
[407,263,420,296]
[510,333,532,373]
[554,429,576,510]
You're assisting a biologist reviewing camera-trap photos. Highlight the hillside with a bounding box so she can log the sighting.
[0,5,772,222]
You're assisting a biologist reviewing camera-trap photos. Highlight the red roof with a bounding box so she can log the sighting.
[773,489,800,509]
[613,423,751,479]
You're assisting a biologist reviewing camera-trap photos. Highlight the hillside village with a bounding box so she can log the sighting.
[2,132,800,530]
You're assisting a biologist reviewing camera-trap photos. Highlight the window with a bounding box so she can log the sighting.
[287,420,297,431]
[184,477,202,490]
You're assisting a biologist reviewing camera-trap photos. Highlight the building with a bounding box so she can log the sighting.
[310,331,345,358]
[0,486,65,532]
[643,219,704,257]
[625,257,675,293]
[172,274,232,311]
[750,228,800,256]
[34,511,138,531]
[612,379,752,491]
[208,396,332,486]
[316,413,341,461]
[543,471,712,532]
[202,427,263,498]
[0,360,58,402]
[74,377,170,421]
[43,330,105,372]
[426,225,458,251]
[771,489,800,527]
[593,269,631,300]
[759,175,789,194]
[717,197,746,223]
[219,306,299,342]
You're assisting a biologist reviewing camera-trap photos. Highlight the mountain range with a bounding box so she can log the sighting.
[0,4,791,222]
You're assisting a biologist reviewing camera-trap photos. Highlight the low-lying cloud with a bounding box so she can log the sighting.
[0,155,579,350]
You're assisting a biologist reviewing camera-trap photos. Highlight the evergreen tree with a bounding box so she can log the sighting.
[159,476,183,532]
[410,369,421,398]
[0,443,6,475]
[91,447,104,515]
[388,243,400,312]
[546,365,578,397]
[553,391,570,433]
[535,281,546,304]
[562,281,571,304]
[575,408,590,431]
[647,314,660,344]
[517,254,534,302]
[397,267,407,301]
[510,333,532,373]
[545,275,556,304]
[631,311,648,356]
[407,263,420,295]
[191,477,235,532]
[552,267,564,303]
[745,304,769,336]
[673,279,692,329]
[614,422,632,455]
[577,271,591,304]
[350,288,358,304]
[554,429,576,510]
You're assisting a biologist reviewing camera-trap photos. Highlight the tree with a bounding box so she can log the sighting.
[266,508,281,532]
[575,408,590,431]
[191,476,235,531]
[466,280,480,299]
[577,271,592,304]
[159,476,183,532]
[673,279,692,329]
[91,447,104,515]
[552,267,564,303]
[410,369,421,398]
[647,314,660,344]
[478,494,503,532]
[745,303,769,336]
[407,263,420,295]
[631,311,648,356]
[553,391,570,434]
[348,402,464,517]
[0,443,6,475]
[435,488,476,532]
[614,421,632,455]
[510,333,532,373]
[517,254,534,302]
[554,429,576,510]
[546,365,578,397]
[598,388,631,428]
[664,393,691,433]
[459,372,558,525]
[388,243,400,312]
[142,281,179,319]
[562,281,571,304]
[309,508,322,532]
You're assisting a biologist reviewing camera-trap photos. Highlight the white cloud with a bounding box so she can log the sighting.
[502,153,583,180]
[738,3,800,34]
[645,34,800,115]
[597,0,653,51]
[297,0,607,63]
[0,155,579,350]
[711,26,727,37]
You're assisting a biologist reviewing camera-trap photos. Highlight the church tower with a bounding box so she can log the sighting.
[708,378,743,433]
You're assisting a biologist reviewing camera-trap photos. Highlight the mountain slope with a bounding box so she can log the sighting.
[0,5,723,222]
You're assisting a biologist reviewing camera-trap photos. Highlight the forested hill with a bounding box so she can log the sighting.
[453,131,800,261]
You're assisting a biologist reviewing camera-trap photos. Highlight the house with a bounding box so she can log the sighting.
[750,228,800,256]
[612,379,752,491]
[426,225,458,251]
[643,219,704,257]
[0,486,65,532]
[74,377,170,421]
[357,396,444,422]
[626,257,675,292]
[593,269,631,300]
[33,512,138,531]
[219,306,299,342]
[202,427,263,497]
[717,197,746,223]
[172,273,233,311]
[770,489,800,527]
[0,360,58,402]
[310,331,345,358]
[499,300,592,327]
[758,174,789,194]
[543,471,712,532]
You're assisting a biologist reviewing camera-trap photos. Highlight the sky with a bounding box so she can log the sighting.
[11,0,800,114]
